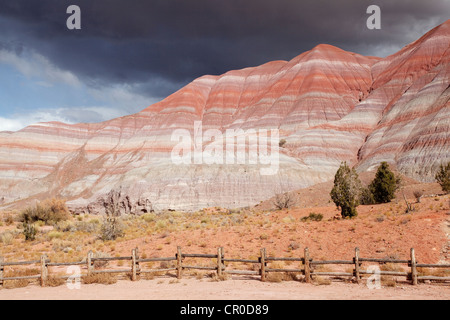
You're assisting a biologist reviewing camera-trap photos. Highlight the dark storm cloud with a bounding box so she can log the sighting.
[0,0,448,99]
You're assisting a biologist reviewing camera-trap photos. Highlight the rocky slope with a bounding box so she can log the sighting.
[0,21,449,214]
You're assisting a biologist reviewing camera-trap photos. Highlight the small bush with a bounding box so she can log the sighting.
[413,190,423,203]
[142,213,156,223]
[20,198,70,224]
[301,212,323,222]
[4,213,14,226]
[99,217,124,241]
[273,192,296,210]
[47,231,64,240]
[55,220,75,232]
[156,219,168,230]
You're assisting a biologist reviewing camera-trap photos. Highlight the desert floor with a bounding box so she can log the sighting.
[1,181,449,300]
[0,276,448,300]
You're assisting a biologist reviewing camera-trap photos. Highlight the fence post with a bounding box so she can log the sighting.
[217,247,223,278]
[131,248,137,281]
[354,247,360,284]
[304,247,311,283]
[87,250,93,276]
[260,248,266,282]
[40,255,48,287]
[135,247,140,278]
[0,257,3,288]
[410,248,418,285]
[177,246,183,279]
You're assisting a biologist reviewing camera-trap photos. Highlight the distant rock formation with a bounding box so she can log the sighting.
[0,20,448,214]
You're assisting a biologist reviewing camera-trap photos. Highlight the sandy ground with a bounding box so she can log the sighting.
[0,277,448,300]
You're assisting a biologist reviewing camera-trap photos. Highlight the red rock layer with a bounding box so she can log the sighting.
[0,20,448,211]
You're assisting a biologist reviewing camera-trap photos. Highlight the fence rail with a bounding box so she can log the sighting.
[0,247,449,288]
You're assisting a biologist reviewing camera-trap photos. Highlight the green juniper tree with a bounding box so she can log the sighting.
[435,162,450,193]
[330,162,362,218]
[369,162,398,203]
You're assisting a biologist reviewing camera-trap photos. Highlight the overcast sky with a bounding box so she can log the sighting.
[0,0,448,131]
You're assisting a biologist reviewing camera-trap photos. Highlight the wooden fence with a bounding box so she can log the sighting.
[1,247,449,288]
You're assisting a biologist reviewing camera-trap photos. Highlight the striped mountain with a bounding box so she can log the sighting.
[0,20,448,213]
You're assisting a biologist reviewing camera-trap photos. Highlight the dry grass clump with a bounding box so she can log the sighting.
[2,212,16,226]
[263,261,302,283]
[46,276,67,287]
[82,273,117,285]
[207,272,230,282]
[2,268,40,289]
[313,276,332,286]
[381,276,397,287]
[0,231,14,245]
[3,279,31,289]
[417,267,450,278]
[301,212,323,222]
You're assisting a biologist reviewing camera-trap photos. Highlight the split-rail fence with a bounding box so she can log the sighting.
[1,247,449,288]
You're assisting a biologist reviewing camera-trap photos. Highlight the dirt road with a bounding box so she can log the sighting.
[0,278,448,300]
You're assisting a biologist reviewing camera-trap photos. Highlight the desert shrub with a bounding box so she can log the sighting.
[23,222,37,241]
[273,192,296,210]
[369,162,398,203]
[330,162,361,218]
[20,198,70,224]
[435,162,450,193]
[3,213,14,226]
[413,190,423,203]
[99,217,124,241]
[279,139,287,148]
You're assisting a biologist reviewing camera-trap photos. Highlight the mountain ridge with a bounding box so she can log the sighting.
[0,20,448,213]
